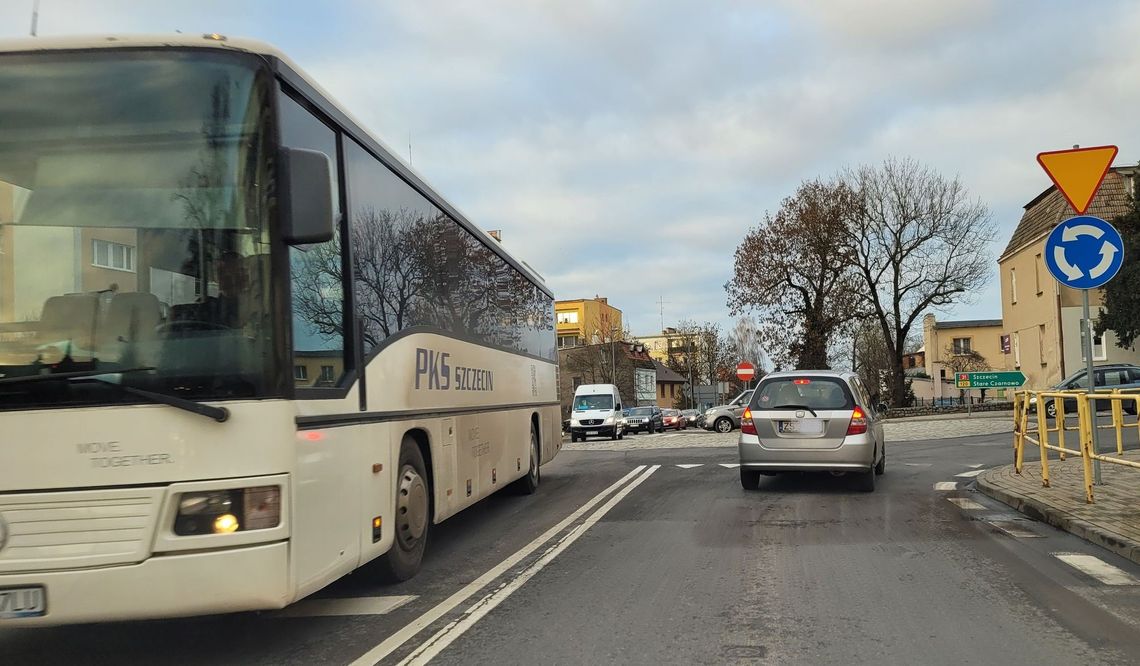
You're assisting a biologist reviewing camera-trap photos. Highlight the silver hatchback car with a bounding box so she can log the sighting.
[738,370,885,492]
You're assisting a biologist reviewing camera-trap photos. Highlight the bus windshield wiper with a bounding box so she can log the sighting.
[0,367,156,385]
[772,404,819,417]
[78,377,231,423]
[0,367,229,423]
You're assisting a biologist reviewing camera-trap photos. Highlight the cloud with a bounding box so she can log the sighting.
[2,0,1138,337]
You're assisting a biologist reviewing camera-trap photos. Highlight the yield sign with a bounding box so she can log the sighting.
[1036,145,1118,214]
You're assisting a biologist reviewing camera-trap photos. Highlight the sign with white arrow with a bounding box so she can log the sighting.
[1043,215,1125,290]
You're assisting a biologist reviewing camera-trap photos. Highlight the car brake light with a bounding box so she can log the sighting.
[741,408,756,435]
[847,406,868,436]
[793,378,811,385]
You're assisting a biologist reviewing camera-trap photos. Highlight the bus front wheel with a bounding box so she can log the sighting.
[378,437,430,582]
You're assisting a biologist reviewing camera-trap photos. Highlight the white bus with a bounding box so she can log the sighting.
[0,34,560,625]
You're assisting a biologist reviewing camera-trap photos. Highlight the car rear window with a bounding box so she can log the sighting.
[751,377,854,411]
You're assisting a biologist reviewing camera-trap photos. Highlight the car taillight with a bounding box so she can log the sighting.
[741,408,756,435]
[847,407,868,436]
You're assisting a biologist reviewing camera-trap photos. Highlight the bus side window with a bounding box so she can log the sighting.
[280,92,347,391]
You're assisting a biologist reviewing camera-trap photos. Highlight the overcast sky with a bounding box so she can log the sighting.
[3,1,1137,339]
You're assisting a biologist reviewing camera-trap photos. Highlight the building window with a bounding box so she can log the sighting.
[1080,321,1108,361]
[572,376,582,388]
[1034,254,1043,295]
[92,239,135,272]
[294,365,308,381]
[1010,269,1017,304]
[557,335,580,348]
[952,337,972,355]
[1038,324,1047,365]
[319,365,336,382]
[556,311,579,325]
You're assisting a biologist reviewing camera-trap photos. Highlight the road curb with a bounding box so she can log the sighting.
[977,470,1140,566]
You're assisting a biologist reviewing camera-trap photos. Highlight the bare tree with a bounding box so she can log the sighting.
[727,316,766,376]
[942,343,991,402]
[846,157,996,406]
[726,179,864,369]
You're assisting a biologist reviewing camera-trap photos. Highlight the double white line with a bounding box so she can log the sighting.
[350,464,661,666]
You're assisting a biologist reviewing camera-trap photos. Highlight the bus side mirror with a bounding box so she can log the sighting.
[279,146,335,245]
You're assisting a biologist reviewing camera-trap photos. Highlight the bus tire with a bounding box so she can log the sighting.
[511,423,541,495]
[378,437,430,582]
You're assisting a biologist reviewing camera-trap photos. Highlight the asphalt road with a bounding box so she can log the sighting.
[5,428,1140,665]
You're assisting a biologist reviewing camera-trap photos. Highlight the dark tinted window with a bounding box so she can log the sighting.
[282,93,347,389]
[751,377,854,410]
[629,407,654,415]
[344,139,554,359]
[575,394,613,410]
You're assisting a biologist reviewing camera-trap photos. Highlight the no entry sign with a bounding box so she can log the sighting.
[736,361,755,382]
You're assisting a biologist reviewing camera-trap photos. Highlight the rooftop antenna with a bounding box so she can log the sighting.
[657,294,670,332]
[408,130,413,165]
[30,0,39,36]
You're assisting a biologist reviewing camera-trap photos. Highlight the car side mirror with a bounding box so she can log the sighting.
[615,404,622,411]
[279,146,335,245]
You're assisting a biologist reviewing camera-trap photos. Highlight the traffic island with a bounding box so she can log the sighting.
[978,451,1140,565]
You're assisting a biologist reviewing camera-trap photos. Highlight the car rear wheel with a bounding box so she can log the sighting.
[1045,401,1057,419]
[740,469,761,490]
[714,417,733,433]
[874,445,886,476]
[854,467,876,492]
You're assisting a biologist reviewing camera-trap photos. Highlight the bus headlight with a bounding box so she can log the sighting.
[174,486,281,535]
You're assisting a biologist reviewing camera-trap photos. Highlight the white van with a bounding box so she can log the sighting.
[569,384,625,442]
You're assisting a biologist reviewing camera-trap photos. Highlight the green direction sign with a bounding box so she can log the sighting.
[956,371,1026,389]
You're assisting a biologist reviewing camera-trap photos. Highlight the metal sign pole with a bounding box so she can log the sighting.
[1082,289,1103,484]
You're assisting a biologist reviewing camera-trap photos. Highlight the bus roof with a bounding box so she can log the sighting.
[0,33,552,297]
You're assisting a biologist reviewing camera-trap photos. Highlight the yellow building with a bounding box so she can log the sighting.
[635,327,692,364]
[922,314,1005,379]
[998,167,1140,389]
[554,296,623,349]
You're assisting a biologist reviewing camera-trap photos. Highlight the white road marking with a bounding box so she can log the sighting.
[947,497,987,510]
[934,482,958,491]
[399,466,662,666]
[904,463,932,467]
[347,465,649,666]
[276,595,416,618]
[676,464,704,469]
[1054,553,1140,585]
[987,521,1042,539]
[955,469,985,478]
[966,464,983,469]
[719,463,741,468]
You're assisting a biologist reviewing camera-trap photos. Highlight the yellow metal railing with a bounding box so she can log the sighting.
[1012,389,1140,503]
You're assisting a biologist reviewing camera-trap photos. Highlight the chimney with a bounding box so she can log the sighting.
[487,230,502,242]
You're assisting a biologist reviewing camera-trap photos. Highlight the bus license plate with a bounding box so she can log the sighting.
[0,586,46,619]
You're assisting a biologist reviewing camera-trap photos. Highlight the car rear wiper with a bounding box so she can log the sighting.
[771,404,819,417]
[0,367,229,423]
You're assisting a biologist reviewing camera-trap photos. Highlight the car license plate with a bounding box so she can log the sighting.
[0,586,46,619]
[780,420,823,434]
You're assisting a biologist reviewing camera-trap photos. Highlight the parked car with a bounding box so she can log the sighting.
[624,406,664,433]
[680,409,702,428]
[739,370,885,492]
[662,408,687,430]
[1029,364,1140,418]
[703,390,754,433]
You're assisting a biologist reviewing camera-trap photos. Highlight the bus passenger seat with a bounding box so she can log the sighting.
[38,294,100,350]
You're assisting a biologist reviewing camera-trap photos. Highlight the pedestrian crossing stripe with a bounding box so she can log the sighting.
[719,463,740,468]
[676,464,703,469]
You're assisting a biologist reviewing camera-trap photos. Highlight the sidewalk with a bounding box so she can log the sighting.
[883,411,1013,441]
[978,450,1140,565]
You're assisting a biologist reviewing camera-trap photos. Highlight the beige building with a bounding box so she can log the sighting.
[636,327,692,364]
[998,167,1140,389]
[922,314,1005,397]
[554,296,623,350]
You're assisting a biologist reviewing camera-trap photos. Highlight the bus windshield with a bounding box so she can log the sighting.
[0,50,280,410]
